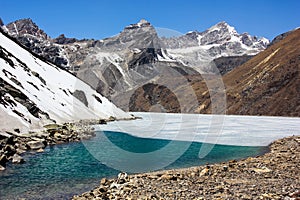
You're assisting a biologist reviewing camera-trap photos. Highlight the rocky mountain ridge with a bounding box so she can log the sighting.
[4,18,296,117]
[0,18,269,103]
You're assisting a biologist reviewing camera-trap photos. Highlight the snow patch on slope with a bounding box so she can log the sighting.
[0,31,132,133]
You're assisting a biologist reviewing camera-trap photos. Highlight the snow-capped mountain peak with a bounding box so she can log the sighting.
[207,21,238,36]
[125,19,151,29]
[199,21,243,46]
[160,21,270,74]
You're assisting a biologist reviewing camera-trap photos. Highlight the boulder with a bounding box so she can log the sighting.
[4,144,16,156]
[36,148,44,153]
[99,119,107,124]
[16,148,27,154]
[27,140,45,150]
[100,178,108,185]
[0,132,13,140]
[117,172,129,184]
[44,123,63,130]
[12,154,25,164]
[0,165,5,171]
[250,166,272,174]
[0,154,8,166]
[199,167,210,177]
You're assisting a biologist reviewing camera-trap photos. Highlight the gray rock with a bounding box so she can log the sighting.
[12,154,25,164]
[4,144,16,156]
[199,167,210,176]
[36,148,44,153]
[27,140,45,150]
[100,178,108,185]
[0,132,13,139]
[52,34,78,44]
[72,90,88,107]
[16,148,27,154]
[0,154,8,166]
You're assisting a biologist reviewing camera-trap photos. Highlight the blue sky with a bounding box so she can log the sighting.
[1,0,300,40]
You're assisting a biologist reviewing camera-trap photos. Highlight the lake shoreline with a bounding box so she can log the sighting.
[0,116,137,171]
[73,135,300,199]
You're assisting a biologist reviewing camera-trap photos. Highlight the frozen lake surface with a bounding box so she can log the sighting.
[96,112,300,146]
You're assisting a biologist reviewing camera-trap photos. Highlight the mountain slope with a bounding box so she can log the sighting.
[224,28,300,116]
[0,30,132,134]
[130,29,300,117]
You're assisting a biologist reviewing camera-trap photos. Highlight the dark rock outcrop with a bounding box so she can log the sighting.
[0,77,46,119]
[129,83,181,113]
[0,18,4,27]
[212,55,254,75]
[5,18,49,40]
[268,31,293,47]
[73,90,88,107]
[52,34,78,44]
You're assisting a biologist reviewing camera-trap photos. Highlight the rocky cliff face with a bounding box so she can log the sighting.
[212,55,254,75]
[4,18,49,40]
[1,19,70,68]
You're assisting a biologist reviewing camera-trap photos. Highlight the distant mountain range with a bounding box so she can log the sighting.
[0,19,268,95]
[1,18,298,117]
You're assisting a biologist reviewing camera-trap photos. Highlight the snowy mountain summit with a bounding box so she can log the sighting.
[161,21,269,71]
[163,21,269,54]
[202,21,268,48]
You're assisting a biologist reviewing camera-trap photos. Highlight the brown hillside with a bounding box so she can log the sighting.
[223,29,300,116]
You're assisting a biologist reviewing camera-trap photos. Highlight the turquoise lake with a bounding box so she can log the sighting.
[0,131,267,199]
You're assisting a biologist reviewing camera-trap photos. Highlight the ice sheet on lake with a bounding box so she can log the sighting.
[95,112,300,146]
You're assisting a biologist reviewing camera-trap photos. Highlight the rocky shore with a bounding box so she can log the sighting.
[0,117,120,171]
[73,135,300,200]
